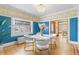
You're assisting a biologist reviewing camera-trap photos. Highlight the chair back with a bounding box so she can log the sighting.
[36,39,50,49]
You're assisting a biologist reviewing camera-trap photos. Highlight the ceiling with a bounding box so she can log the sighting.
[8,4,78,18]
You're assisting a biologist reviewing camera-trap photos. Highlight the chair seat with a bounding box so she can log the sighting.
[36,44,49,50]
[36,39,49,50]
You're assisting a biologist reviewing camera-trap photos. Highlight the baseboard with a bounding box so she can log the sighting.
[0,41,16,47]
[68,41,79,45]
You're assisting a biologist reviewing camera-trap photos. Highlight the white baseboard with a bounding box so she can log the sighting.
[0,41,16,48]
[68,40,79,45]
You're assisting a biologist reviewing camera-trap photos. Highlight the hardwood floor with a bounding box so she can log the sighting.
[0,35,78,55]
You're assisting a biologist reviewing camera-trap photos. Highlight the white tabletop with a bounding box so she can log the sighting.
[24,33,56,40]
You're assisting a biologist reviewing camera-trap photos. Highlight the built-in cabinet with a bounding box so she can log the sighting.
[11,18,32,36]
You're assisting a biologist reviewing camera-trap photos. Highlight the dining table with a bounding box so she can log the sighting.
[24,33,56,53]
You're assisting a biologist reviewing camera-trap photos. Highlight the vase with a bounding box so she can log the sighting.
[40,30,43,36]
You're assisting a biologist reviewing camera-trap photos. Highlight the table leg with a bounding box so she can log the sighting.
[33,38,36,54]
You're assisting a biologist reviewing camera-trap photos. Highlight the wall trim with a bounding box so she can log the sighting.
[40,6,78,18]
[12,17,32,22]
[68,41,79,45]
[31,21,33,34]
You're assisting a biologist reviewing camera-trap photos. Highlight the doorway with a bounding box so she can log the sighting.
[50,20,59,36]
[50,19,68,46]
[58,20,68,44]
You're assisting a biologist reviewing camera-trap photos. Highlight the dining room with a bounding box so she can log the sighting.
[0,4,79,55]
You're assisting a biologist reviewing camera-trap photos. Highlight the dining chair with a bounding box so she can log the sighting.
[50,34,57,48]
[71,44,79,55]
[77,45,79,55]
[24,37,35,53]
[35,39,50,55]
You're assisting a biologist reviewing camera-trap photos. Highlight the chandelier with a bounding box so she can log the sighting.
[34,4,47,13]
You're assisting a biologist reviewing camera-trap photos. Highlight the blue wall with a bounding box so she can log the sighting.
[43,21,49,35]
[33,21,49,35]
[0,16,23,44]
[69,17,78,42]
[33,22,40,34]
[0,16,12,44]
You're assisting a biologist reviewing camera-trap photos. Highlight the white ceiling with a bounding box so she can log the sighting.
[8,4,78,18]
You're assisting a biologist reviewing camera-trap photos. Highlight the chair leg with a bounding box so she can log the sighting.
[72,44,78,55]
[48,48,50,55]
[54,41,56,47]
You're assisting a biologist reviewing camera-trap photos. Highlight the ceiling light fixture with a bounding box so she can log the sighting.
[35,4,47,13]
